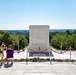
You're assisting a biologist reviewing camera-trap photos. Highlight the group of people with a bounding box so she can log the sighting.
[0,44,14,65]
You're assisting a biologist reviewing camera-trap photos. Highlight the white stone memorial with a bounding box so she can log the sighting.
[29,25,50,56]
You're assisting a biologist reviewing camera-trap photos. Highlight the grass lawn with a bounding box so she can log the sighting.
[50,46,60,50]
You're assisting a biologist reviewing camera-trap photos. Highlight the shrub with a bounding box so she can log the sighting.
[33,58,38,62]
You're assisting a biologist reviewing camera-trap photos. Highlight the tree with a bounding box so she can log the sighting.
[51,33,63,49]
[51,31,76,50]
[66,30,72,35]
[2,32,12,45]
[0,30,28,50]
[74,30,76,34]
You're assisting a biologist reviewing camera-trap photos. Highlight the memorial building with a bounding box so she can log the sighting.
[28,25,51,56]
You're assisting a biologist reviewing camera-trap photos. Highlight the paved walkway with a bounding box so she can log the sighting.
[1,49,76,75]
[4,48,76,60]
[0,62,76,75]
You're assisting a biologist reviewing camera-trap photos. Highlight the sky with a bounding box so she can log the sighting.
[0,0,76,30]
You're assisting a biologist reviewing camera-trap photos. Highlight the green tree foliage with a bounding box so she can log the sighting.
[0,30,76,50]
[66,30,72,35]
[10,34,28,50]
[2,32,12,44]
[50,30,76,50]
[74,30,76,34]
[51,33,64,49]
[0,30,28,50]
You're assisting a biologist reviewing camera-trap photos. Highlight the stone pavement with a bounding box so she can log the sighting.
[52,51,76,60]
[3,48,76,60]
[1,48,76,75]
[0,62,76,75]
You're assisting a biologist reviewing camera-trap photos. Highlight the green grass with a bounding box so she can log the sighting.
[50,46,60,50]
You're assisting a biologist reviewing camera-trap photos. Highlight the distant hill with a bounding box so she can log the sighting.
[6,29,76,34]
[50,29,75,32]
[6,30,29,34]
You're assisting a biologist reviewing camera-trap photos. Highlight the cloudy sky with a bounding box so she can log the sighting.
[0,0,76,30]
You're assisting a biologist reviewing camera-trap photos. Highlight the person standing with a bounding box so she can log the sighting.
[6,45,14,64]
[0,44,5,65]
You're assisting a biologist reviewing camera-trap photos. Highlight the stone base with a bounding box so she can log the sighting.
[29,44,50,52]
[29,52,53,57]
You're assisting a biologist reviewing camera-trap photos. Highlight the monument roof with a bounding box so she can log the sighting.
[29,25,49,28]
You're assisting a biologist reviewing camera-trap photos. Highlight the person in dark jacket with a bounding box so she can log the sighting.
[6,45,14,64]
